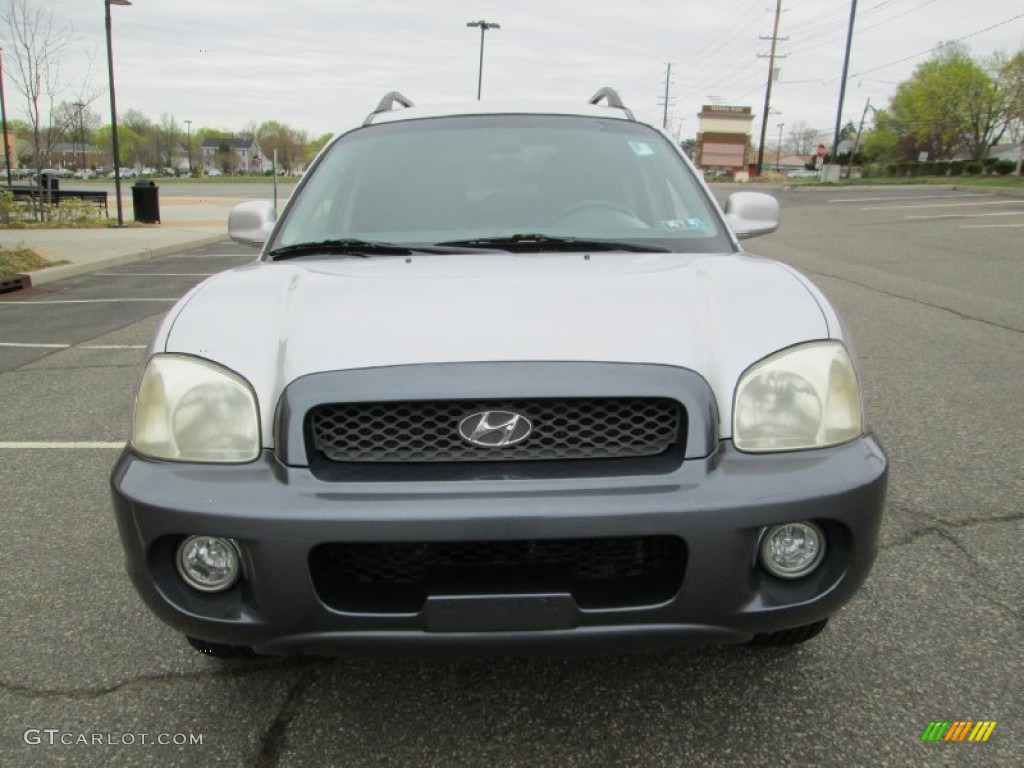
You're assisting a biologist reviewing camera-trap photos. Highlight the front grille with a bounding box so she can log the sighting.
[308,398,684,463]
[310,536,687,612]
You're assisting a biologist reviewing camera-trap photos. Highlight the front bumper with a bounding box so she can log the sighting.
[110,436,887,656]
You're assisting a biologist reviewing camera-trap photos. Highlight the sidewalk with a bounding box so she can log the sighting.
[0,194,253,287]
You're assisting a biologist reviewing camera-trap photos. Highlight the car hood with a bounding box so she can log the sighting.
[160,251,829,445]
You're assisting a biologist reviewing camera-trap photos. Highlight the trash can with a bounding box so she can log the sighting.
[131,178,160,223]
[40,173,59,204]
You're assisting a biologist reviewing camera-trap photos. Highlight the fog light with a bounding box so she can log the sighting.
[759,522,826,579]
[176,536,240,592]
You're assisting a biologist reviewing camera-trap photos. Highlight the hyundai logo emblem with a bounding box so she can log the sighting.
[458,410,533,447]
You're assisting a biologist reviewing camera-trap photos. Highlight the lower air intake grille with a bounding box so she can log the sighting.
[309,536,687,612]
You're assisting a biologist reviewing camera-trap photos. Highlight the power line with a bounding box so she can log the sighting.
[786,0,941,58]
[851,11,1024,76]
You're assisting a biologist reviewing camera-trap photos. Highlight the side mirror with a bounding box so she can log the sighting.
[723,191,780,240]
[228,200,277,246]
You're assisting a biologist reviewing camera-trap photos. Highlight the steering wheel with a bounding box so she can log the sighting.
[553,199,639,221]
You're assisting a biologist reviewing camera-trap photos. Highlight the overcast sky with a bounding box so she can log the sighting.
[11,0,1024,147]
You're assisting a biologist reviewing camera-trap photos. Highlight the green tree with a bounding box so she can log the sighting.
[859,109,900,164]
[214,141,236,174]
[93,124,143,168]
[888,43,1013,161]
[303,131,333,165]
[256,120,306,173]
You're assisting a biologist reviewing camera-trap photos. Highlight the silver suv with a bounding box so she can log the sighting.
[111,89,887,657]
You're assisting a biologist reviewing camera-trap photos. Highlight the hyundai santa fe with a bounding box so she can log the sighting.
[111,89,887,658]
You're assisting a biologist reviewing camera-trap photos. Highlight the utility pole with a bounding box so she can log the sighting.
[776,122,785,171]
[756,0,787,177]
[846,97,872,178]
[658,62,675,129]
[828,0,858,181]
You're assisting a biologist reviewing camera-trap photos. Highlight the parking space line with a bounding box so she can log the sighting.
[906,211,1024,221]
[0,298,177,305]
[165,257,256,264]
[863,200,1022,211]
[0,441,125,449]
[828,193,994,204]
[959,223,1024,229]
[81,344,148,349]
[0,342,69,348]
[94,272,216,277]
[0,342,147,349]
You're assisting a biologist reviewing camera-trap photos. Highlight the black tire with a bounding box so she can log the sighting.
[186,635,259,658]
[749,618,829,646]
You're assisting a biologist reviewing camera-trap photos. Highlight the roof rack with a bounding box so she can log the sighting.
[363,91,415,126]
[588,88,635,120]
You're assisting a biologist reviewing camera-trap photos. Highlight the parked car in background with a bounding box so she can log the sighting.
[786,169,820,180]
[38,168,72,179]
[112,89,887,659]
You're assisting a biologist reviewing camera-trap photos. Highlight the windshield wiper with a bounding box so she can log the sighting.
[434,234,672,253]
[268,239,419,260]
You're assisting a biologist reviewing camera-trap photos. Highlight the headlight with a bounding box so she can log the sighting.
[133,354,260,462]
[733,341,863,452]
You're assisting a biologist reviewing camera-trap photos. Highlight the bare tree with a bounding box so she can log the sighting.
[1,0,73,195]
[786,121,819,156]
[156,112,180,168]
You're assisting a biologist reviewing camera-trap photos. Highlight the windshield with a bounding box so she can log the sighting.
[271,114,732,255]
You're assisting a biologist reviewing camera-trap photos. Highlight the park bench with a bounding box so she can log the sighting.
[3,186,109,218]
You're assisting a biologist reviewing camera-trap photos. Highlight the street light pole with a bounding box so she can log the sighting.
[105,0,132,227]
[0,47,12,186]
[184,119,192,174]
[466,20,500,100]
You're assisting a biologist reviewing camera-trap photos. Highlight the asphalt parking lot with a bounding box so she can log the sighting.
[1,187,1021,767]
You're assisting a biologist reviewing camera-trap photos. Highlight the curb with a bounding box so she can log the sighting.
[24,234,229,287]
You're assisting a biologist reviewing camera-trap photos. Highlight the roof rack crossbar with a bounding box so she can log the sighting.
[364,91,415,126]
[588,88,635,120]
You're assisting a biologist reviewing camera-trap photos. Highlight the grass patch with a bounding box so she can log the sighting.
[0,245,69,274]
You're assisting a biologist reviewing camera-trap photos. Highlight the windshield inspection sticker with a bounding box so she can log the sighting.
[661,218,707,232]
[628,141,655,157]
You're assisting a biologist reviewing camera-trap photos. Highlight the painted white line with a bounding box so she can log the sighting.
[959,223,1024,229]
[95,272,216,277]
[0,441,125,449]
[80,344,147,349]
[863,200,1023,211]
[905,211,1024,221]
[0,298,177,305]
[828,193,994,204]
[0,342,147,350]
[167,257,253,264]
[0,342,70,348]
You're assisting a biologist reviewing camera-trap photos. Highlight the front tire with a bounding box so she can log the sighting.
[749,618,829,646]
